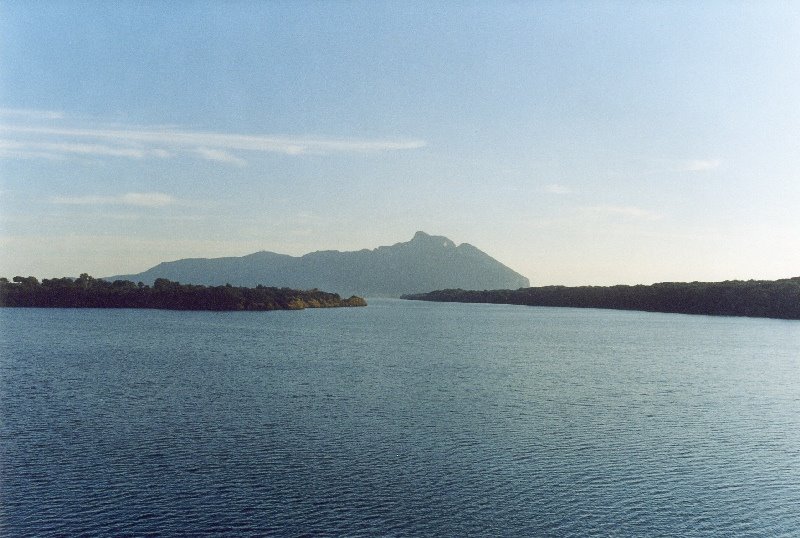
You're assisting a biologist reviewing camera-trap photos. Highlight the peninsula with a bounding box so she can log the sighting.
[0,274,367,311]
[402,278,800,320]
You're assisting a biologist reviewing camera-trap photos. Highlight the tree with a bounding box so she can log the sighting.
[12,276,39,287]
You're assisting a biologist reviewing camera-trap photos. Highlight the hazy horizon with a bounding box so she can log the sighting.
[2,2,799,286]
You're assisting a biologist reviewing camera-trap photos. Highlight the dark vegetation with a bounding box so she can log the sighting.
[0,274,367,311]
[402,278,800,320]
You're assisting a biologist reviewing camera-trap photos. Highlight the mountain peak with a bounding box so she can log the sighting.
[107,232,529,296]
[410,231,456,248]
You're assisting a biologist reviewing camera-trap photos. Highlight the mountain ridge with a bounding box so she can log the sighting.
[107,231,530,297]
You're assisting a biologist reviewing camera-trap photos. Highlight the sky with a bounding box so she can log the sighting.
[1,1,799,285]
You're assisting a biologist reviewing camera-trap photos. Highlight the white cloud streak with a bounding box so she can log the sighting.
[51,192,176,207]
[543,183,574,194]
[194,147,247,166]
[0,123,427,165]
[585,205,662,220]
[0,139,171,159]
[0,108,65,120]
[681,159,722,172]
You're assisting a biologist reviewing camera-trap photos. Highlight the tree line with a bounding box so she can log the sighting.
[402,278,800,320]
[0,274,367,311]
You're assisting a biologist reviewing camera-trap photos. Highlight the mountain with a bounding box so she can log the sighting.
[107,231,530,297]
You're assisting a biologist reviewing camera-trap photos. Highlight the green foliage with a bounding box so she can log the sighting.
[12,276,39,287]
[0,275,367,311]
[403,278,800,320]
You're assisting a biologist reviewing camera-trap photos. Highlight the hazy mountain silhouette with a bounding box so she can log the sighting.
[107,231,530,297]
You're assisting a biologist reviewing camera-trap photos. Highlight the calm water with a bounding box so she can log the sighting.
[1,300,799,536]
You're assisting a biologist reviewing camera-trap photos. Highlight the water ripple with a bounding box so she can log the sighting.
[1,303,799,536]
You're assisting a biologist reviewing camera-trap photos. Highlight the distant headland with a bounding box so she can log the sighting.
[0,274,367,311]
[105,231,530,298]
[402,278,800,320]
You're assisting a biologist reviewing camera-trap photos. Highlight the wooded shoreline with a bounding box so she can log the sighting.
[402,278,800,320]
[0,274,367,311]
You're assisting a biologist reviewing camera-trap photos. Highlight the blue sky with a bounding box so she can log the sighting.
[1,1,799,285]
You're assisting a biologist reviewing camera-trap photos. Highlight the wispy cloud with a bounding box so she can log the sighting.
[681,159,722,172]
[606,157,724,180]
[0,119,426,165]
[543,183,574,195]
[0,146,67,161]
[585,205,662,220]
[119,193,175,207]
[194,147,247,166]
[51,192,176,208]
[3,125,426,154]
[0,139,171,159]
[0,108,65,120]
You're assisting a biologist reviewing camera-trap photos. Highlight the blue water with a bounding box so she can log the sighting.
[1,299,799,536]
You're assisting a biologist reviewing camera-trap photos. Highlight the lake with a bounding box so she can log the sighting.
[1,299,799,536]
